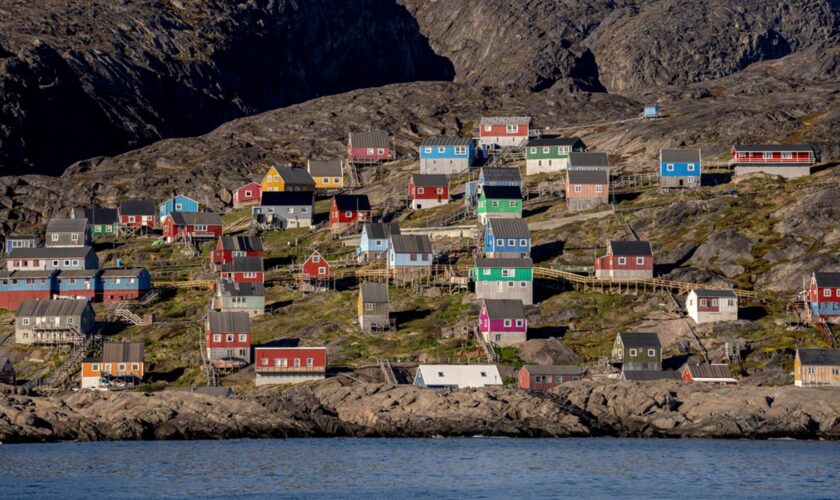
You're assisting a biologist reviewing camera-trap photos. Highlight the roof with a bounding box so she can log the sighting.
[488,218,530,239]
[119,199,156,216]
[480,167,521,183]
[73,207,118,225]
[390,235,433,254]
[420,137,473,147]
[411,174,448,187]
[360,282,388,303]
[475,257,533,268]
[208,310,251,333]
[479,116,531,126]
[567,168,608,184]
[169,212,222,226]
[9,246,94,259]
[307,159,343,177]
[0,270,57,279]
[416,364,502,388]
[482,299,526,319]
[219,235,263,253]
[334,194,371,212]
[6,235,36,240]
[0,357,12,368]
[527,136,583,147]
[568,152,609,169]
[260,191,314,207]
[813,272,840,288]
[56,269,100,278]
[691,288,737,299]
[217,281,265,297]
[609,240,653,257]
[16,299,90,317]
[481,185,522,200]
[661,149,701,163]
[618,332,661,349]
[222,256,264,273]
[523,365,584,376]
[733,143,814,153]
[102,342,144,363]
[797,348,840,366]
[274,166,315,186]
[684,363,735,380]
[349,130,389,149]
[622,370,680,381]
[99,268,147,278]
[363,222,401,240]
[46,218,88,233]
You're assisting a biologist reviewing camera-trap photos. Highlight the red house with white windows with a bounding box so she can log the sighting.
[408,174,449,210]
[348,130,394,163]
[302,250,330,281]
[478,116,531,149]
[212,235,264,269]
[233,182,262,209]
[254,346,327,386]
[206,311,251,369]
[329,194,372,230]
[220,256,264,284]
[118,199,157,231]
[595,240,654,280]
[163,212,223,243]
[808,271,840,319]
[731,144,816,179]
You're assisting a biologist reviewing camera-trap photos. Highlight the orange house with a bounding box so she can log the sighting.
[565,168,609,211]
[81,342,144,390]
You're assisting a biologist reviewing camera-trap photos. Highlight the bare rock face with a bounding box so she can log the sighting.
[690,229,754,278]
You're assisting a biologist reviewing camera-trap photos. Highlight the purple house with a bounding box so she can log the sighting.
[479,299,527,347]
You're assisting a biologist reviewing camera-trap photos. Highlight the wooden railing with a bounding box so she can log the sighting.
[157,280,216,290]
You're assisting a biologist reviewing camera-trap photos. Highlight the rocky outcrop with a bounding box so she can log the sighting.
[2,380,840,443]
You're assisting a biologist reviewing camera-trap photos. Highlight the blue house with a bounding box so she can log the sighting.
[55,269,100,300]
[159,195,199,223]
[644,104,660,119]
[98,268,153,302]
[484,219,530,258]
[4,235,37,256]
[465,167,523,206]
[388,235,433,280]
[0,270,57,310]
[419,138,475,175]
[660,149,701,189]
[356,222,401,263]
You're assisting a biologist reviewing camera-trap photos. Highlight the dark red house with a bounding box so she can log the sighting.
[254,346,327,385]
[518,365,584,390]
[408,174,449,210]
[347,130,394,163]
[118,199,157,231]
[220,256,264,284]
[808,271,840,318]
[163,212,223,243]
[206,311,251,369]
[329,194,372,230]
[595,240,654,280]
[731,144,816,179]
[233,182,262,209]
[212,235,264,268]
[302,250,330,281]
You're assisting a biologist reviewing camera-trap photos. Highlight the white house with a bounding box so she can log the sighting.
[413,364,502,389]
[686,289,738,324]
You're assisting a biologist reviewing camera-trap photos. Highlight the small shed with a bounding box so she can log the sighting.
[643,104,660,119]
[413,364,502,389]
[358,282,390,332]
[681,363,737,385]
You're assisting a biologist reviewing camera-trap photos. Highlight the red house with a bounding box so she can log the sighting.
[408,174,449,210]
[233,182,262,209]
[212,235,264,268]
[595,240,654,280]
[347,130,394,163]
[681,363,737,385]
[731,144,816,179]
[808,271,840,318]
[163,212,223,243]
[220,256,264,284]
[329,194,372,230]
[479,116,531,148]
[118,199,157,231]
[518,365,585,390]
[254,346,327,385]
[302,250,330,281]
[206,311,251,369]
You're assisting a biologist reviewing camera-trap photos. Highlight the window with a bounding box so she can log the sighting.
[480,371,487,377]
[763,152,773,159]
[739,152,747,158]
[496,238,504,247]
[345,211,352,218]
[666,163,674,172]
[132,363,139,371]
[301,207,309,213]
[261,358,269,366]
[294,358,301,368]
[807,367,816,374]
[508,281,515,287]
[574,185,582,193]
[175,203,183,211]
[687,176,695,184]
[288,207,295,214]
[618,257,626,265]
[782,152,793,160]
[535,375,544,383]
[367,148,374,155]
[504,319,512,327]
[51,234,59,242]
[629,348,638,357]
[71,233,79,242]
[454,146,467,155]
[312,255,320,263]
[68,317,75,325]
[508,239,516,247]
[727,299,735,306]
[128,216,136,223]
[365,303,373,311]
[306,358,314,367]
[825,289,831,297]
[491,200,500,208]
[506,124,518,133]
[436,187,444,195]
[64,260,71,266]
[515,319,524,327]
[482,268,491,276]
[213,334,222,342]
[91,363,99,371]
[530,147,536,154]
[72,260,79,266]
[22,318,29,325]
[417,187,425,194]
[502,269,514,277]
[636,257,644,266]
[438,147,445,154]
[595,185,602,193]
[519,239,527,247]
[543,147,550,154]
[833,368,840,376]
[687,163,695,171]
[377,148,385,155]
[647,349,656,357]
[226,334,234,342]
[277,358,288,368]
[238,334,247,342]
[318,266,326,275]
[118,363,126,371]
[104,364,111,371]
[700,299,707,307]
[424,147,432,154]
[712,299,719,306]
[483,125,492,132]
[520,281,527,287]
[509,200,517,208]
[333,177,340,184]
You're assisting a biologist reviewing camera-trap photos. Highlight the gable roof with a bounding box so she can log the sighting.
[119,199,156,216]
[488,218,530,239]
[733,143,814,153]
[217,280,265,297]
[99,268,147,278]
[363,223,401,240]
[170,212,222,226]
[621,369,680,381]
[813,272,840,288]
[567,168,608,185]
[390,235,432,254]
[420,137,473,147]
[47,218,88,233]
[0,270,58,279]
[208,311,251,333]
[797,348,840,366]
[219,235,263,253]
[479,116,531,126]
[9,247,95,259]
[416,364,502,388]
[102,342,144,363]
[661,149,701,163]
[411,174,448,187]
[260,191,314,207]
[691,288,737,299]
[480,167,521,183]
[475,257,533,268]
[274,166,315,186]
[6,234,37,240]
[73,208,118,225]
[618,332,661,349]
[360,282,388,303]
[527,136,584,147]
[56,269,100,279]
[161,194,198,206]
[221,256,264,273]
[482,299,526,319]
[482,185,522,200]
[334,194,371,212]
[568,152,609,169]
[683,363,735,380]
[307,159,343,177]
[17,299,90,317]
[609,240,653,257]
[350,130,389,149]
[523,365,584,376]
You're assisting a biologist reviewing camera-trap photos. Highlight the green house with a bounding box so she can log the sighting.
[525,137,586,175]
[611,332,662,371]
[473,257,533,305]
[71,207,118,238]
[477,185,522,224]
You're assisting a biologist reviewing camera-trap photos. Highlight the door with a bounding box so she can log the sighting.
[678,179,684,187]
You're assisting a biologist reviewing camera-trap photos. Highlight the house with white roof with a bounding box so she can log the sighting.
[413,364,502,389]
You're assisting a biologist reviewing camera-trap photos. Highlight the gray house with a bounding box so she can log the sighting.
[253,192,314,229]
[359,282,390,332]
[7,247,99,272]
[15,299,96,345]
[46,218,92,247]
[214,280,265,317]
[611,332,662,372]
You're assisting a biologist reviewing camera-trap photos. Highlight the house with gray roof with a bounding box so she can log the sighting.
[660,148,702,189]
[253,191,314,229]
[686,288,738,324]
[795,348,840,387]
[7,246,99,272]
[518,365,585,389]
[15,299,95,345]
[357,223,401,263]
[214,280,265,317]
[419,137,475,175]
[565,167,609,211]
[359,282,390,332]
[206,310,252,368]
[46,218,92,248]
[484,218,530,258]
[388,235,433,281]
[307,159,344,190]
[611,332,662,371]
[348,130,394,163]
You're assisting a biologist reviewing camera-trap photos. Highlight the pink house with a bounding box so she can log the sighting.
[233,182,262,209]
[479,298,527,347]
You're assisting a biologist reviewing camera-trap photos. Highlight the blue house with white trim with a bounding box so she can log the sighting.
[660,149,702,189]
[356,222,401,263]
[159,195,199,223]
[484,219,530,258]
[419,137,475,175]
[4,235,37,256]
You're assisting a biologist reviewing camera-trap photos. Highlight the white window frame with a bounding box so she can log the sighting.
[318,266,327,275]
[377,148,385,155]
[484,125,492,132]
[424,147,432,154]
[629,348,638,357]
[454,146,467,155]
[687,163,695,172]
[503,319,512,327]
[365,303,373,311]
[595,185,603,193]
[417,187,425,195]
[436,187,444,195]
[782,152,793,160]
[648,349,656,357]
[636,257,644,266]
[763,152,773,159]
[175,203,183,211]
[438,147,445,154]
[574,185,582,193]
[519,239,527,247]
[51,234,59,242]
[213,334,222,342]
[515,319,524,327]
[542,147,550,154]
[618,257,627,265]
[501,269,514,277]
[239,334,247,342]
[506,124,518,133]
[666,163,674,172]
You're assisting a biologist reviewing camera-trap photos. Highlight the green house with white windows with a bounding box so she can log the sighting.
[477,185,522,224]
[71,207,119,238]
[473,257,533,305]
[525,137,586,175]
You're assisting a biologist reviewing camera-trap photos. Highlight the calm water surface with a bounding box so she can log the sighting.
[0,438,838,498]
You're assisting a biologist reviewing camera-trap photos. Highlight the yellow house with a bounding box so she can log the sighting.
[307,160,345,190]
[794,348,840,387]
[261,165,316,193]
